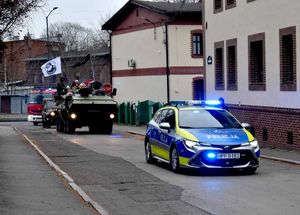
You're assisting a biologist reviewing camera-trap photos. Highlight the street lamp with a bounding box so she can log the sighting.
[46,7,58,60]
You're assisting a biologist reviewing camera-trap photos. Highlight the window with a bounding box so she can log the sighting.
[226,0,236,10]
[226,39,237,91]
[280,26,296,91]
[214,0,223,13]
[215,41,224,90]
[248,33,265,91]
[162,109,175,129]
[191,30,203,58]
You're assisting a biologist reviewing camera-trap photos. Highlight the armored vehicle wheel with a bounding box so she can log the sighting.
[102,121,113,134]
[89,126,100,134]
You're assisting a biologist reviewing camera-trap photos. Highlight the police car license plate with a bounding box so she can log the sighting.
[217,153,240,159]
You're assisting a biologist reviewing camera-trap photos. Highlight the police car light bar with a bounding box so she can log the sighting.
[168,100,221,107]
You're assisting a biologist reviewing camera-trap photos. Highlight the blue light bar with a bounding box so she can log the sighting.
[168,100,222,107]
[205,100,221,106]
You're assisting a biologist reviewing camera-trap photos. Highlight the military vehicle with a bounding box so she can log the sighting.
[56,82,118,134]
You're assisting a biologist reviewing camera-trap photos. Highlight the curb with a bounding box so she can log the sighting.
[260,155,300,166]
[126,130,300,166]
[14,127,109,215]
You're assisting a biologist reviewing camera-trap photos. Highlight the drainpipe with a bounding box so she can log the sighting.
[108,31,113,85]
[165,23,170,103]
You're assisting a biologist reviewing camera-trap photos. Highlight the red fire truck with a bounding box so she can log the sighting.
[27,88,57,125]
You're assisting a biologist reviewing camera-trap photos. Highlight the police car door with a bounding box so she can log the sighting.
[157,109,176,162]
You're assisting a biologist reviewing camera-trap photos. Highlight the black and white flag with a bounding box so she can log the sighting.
[41,57,62,77]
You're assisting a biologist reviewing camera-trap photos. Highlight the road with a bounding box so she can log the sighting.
[2,122,300,215]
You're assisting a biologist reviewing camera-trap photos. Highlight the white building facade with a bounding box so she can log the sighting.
[103,0,204,103]
[204,0,300,150]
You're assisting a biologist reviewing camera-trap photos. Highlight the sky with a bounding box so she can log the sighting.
[21,0,128,38]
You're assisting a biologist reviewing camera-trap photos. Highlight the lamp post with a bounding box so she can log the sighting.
[46,7,58,60]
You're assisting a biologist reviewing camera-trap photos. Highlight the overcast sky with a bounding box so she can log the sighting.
[21,0,128,38]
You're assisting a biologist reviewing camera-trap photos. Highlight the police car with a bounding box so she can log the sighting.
[145,100,260,174]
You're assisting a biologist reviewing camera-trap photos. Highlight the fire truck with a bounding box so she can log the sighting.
[27,88,57,126]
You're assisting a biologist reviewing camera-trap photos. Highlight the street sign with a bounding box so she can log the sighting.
[102,83,112,95]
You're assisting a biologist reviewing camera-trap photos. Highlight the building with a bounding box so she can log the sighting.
[204,0,300,150]
[26,48,111,88]
[102,0,203,103]
[0,35,64,88]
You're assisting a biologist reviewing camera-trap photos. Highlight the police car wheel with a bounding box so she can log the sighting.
[145,140,155,164]
[171,147,180,173]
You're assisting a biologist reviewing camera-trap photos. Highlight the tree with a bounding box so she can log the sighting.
[45,22,109,52]
[0,0,45,62]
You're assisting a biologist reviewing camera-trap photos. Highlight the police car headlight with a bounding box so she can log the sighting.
[242,140,259,149]
[250,140,259,149]
[50,112,55,116]
[184,140,200,149]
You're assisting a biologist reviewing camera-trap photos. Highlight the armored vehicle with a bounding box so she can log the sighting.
[56,83,118,134]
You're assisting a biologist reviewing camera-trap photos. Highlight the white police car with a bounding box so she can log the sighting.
[145,100,260,174]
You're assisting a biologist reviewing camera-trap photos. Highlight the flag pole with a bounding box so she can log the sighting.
[89,54,95,80]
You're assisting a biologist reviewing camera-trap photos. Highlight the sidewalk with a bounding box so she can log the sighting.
[115,124,300,165]
[0,113,27,122]
[0,126,94,214]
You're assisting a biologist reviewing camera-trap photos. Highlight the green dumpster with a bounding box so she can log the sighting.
[118,102,129,124]
[129,103,137,125]
[137,100,155,125]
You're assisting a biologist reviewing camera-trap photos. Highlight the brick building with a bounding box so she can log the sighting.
[26,48,111,88]
[0,36,64,88]
[204,0,300,150]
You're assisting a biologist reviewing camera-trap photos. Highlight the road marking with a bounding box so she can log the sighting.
[14,127,110,215]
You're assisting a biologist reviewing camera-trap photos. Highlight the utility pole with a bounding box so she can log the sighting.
[46,7,58,60]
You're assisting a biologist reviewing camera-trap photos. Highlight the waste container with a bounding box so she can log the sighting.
[129,103,137,125]
[137,100,155,125]
[118,102,129,124]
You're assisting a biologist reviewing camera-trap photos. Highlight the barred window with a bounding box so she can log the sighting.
[280,26,296,91]
[214,0,223,13]
[227,39,237,91]
[248,33,266,91]
[215,41,224,90]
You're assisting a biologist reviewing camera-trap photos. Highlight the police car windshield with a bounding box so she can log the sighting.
[179,109,242,129]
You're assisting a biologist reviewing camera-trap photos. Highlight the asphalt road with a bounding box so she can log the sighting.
[3,122,300,215]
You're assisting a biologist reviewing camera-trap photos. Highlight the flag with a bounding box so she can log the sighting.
[41,57,62,77]
[72,54,90,68]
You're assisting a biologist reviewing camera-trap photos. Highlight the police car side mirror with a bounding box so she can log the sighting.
[241,123,251,130]
[159,122,171,133]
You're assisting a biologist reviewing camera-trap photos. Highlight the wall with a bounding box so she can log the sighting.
[204,0,300,150]
[112,24,203,103]
[205,0,300,108]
